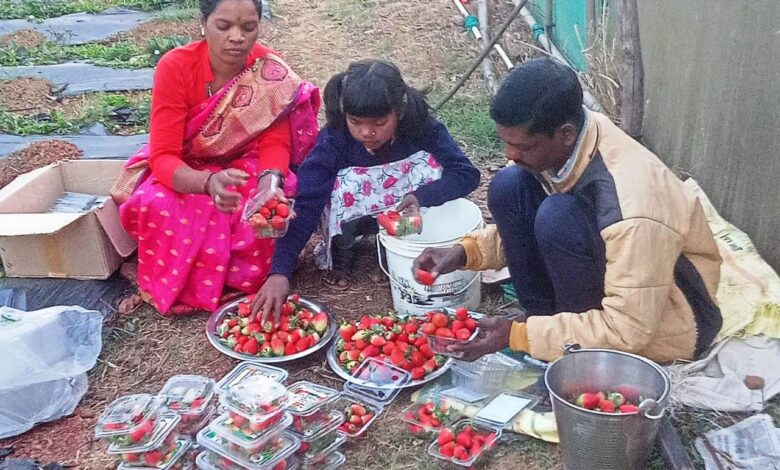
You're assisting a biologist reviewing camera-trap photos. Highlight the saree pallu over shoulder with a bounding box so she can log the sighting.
[186,53,316,164]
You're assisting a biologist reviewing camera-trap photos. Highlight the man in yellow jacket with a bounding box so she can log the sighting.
[414,58,723,363]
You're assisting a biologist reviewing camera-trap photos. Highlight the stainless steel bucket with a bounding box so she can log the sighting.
[544,346,670,470]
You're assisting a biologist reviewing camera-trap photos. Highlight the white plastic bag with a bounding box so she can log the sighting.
[0,305,103,438]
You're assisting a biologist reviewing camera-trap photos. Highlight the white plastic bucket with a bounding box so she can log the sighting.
[377,198,484,316]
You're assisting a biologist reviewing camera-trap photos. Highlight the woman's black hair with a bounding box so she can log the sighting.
[323,60,430,137]
[200,0,262,20]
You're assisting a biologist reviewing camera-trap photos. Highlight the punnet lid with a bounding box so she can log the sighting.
[107,412,181,454]
[211,411,292,449]
[95,394,164,439]
[160,375,215,416]
[219,374,289,420]
[216,362,288,393]
[342,358,410,406]
[116,437,192,470]
[286,381,340,416]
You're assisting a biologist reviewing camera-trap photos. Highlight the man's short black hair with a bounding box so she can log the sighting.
[490,57,584,136]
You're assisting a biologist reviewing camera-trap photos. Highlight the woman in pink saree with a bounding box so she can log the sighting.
[114,0,319,315]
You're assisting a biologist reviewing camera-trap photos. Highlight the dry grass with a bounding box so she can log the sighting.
[580,10,621,120]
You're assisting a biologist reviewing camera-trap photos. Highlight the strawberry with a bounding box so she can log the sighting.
[438,428,455,446]
[284,343,297,356]
[129,419,153,442]
[470,442,484,457]
[608,392,625,406]
[287,330,301,344]
[451,320,466,332]
[382,343,396,355]
[339,323,357,341]
[464,318,478,332]
[360,345,380,360]
[295,336,311,353]
[403,323,418,334]
[311,312,328,335]
[455,307,469,321]
[619,404,639,413]
[453,445,469,461]
[350,414,363,425]
[243,337,259,355]
[411,367,425,380]
[575,393,600,410]
[423,358,437,373]
[456,431,473,447]
[144,450,163,466]
[455,329,472,340]
[370,335,387,347]
[390,349,406,367]
[420,344,434,359]
[435,327,455,338]
[264,198,278,210]
[275,203,289,218]
[377,213,398,236]
[432,313,449,328]
[361,414,373,424]
[355,339,368,350]
[270,339,285,356]
[270,215,286,231]
[440,441,456,457]
[350,404,367,416]
[598,399,615,412]
[415,269,437,286]
[351,330,370,342]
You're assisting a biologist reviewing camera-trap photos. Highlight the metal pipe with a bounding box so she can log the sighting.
[514,0,604,112]
[451,0,514,70]
[476,0,499,94]
[545,0,554,38]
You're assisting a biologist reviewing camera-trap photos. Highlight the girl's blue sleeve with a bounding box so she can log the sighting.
[413,119,481,207]
[270,128,342,278]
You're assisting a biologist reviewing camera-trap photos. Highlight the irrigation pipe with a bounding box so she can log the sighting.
[434,0,528,112]
[476,0,499,94]
[451,0,514,70]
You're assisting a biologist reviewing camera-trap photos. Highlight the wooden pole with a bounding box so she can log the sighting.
[616,0,645,140]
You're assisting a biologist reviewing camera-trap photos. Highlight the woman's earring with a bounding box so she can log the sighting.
[200,26,205,37]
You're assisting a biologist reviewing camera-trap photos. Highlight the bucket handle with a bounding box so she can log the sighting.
[562,343,666,420]
[376,241,480,298]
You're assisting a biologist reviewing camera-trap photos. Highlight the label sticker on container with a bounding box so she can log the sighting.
[440,386,489,404]
[474,393,534,426]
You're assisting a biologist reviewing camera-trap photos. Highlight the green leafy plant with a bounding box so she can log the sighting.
[145,35,190,66]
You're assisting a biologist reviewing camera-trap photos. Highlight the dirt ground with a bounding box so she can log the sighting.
[0,29,46,48]
[0,139,82,188]
[0,1,578,469]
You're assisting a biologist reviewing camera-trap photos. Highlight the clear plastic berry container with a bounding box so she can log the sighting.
[246,199,295,239]
[108,413,182,466]
[426,418,502,467]
[219,373,289,424]
[160,375,215,419]
[286,382,340,416]
[95,394,165,446]
[297,430,345,465]
[178,404,215,438]
[196,450,298,470]
[298,451,345,470]
[401,397,462,434]
[211,411,292,455]
[196,427,300,469]
[216,362,288,391]
[333,395,381,439]
[116,437,192,470]
[289,409,344,441]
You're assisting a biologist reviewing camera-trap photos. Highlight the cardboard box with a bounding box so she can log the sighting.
[0,160,136,279]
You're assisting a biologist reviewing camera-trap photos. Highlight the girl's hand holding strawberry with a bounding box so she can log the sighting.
[206,168,250,213]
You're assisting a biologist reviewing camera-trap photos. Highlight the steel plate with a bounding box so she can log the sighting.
[206,296,337,363]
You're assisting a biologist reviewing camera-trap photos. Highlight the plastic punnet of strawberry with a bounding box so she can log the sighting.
[286,381,340,416]
[334,313,447,381]
[96,394,165,446]
[569,386,644,413]
[289,409,344,440]
[160,375,215,417]
[211,411,292,454]
[296,428,345,461]
[216,362,288,394]
[216,296,328,358]
[401,397,461,434]
[419,308,479,357]
[427,418,501,467]
[107,413,182,463]
[196,427,299,468]
[219,374,289,422]
[178,404,216,437]
[197,450,294,470]
[116,437,191,469]
[334,395,380,438]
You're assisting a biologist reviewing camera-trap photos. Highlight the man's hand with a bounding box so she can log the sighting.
[396,193,420,213]
[413,245,467,278]
[207,169,249,213]
[447,317,514,361]
[251,274,289,324]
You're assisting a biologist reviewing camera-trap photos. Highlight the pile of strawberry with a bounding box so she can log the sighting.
[338,403,375,435]
[377,210,422,237]
[404,401,457,433]
[420,308,477,341]
[572,389,640,413]
[334,313,447,381]
[247,196,292,238]
[435,423,497,463]
[215,294,328,358]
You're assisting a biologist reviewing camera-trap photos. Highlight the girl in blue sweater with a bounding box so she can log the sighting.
[252,60,480,320]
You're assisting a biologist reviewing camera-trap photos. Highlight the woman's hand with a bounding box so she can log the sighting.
[396,193,420,213]
[251,274,290,324]
[207,169,249,213]
[256,170,284,199]
[447,317,513,361]
[413,245,467,278]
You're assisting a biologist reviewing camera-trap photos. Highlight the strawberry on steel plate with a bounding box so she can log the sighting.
[206,295,337,363]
